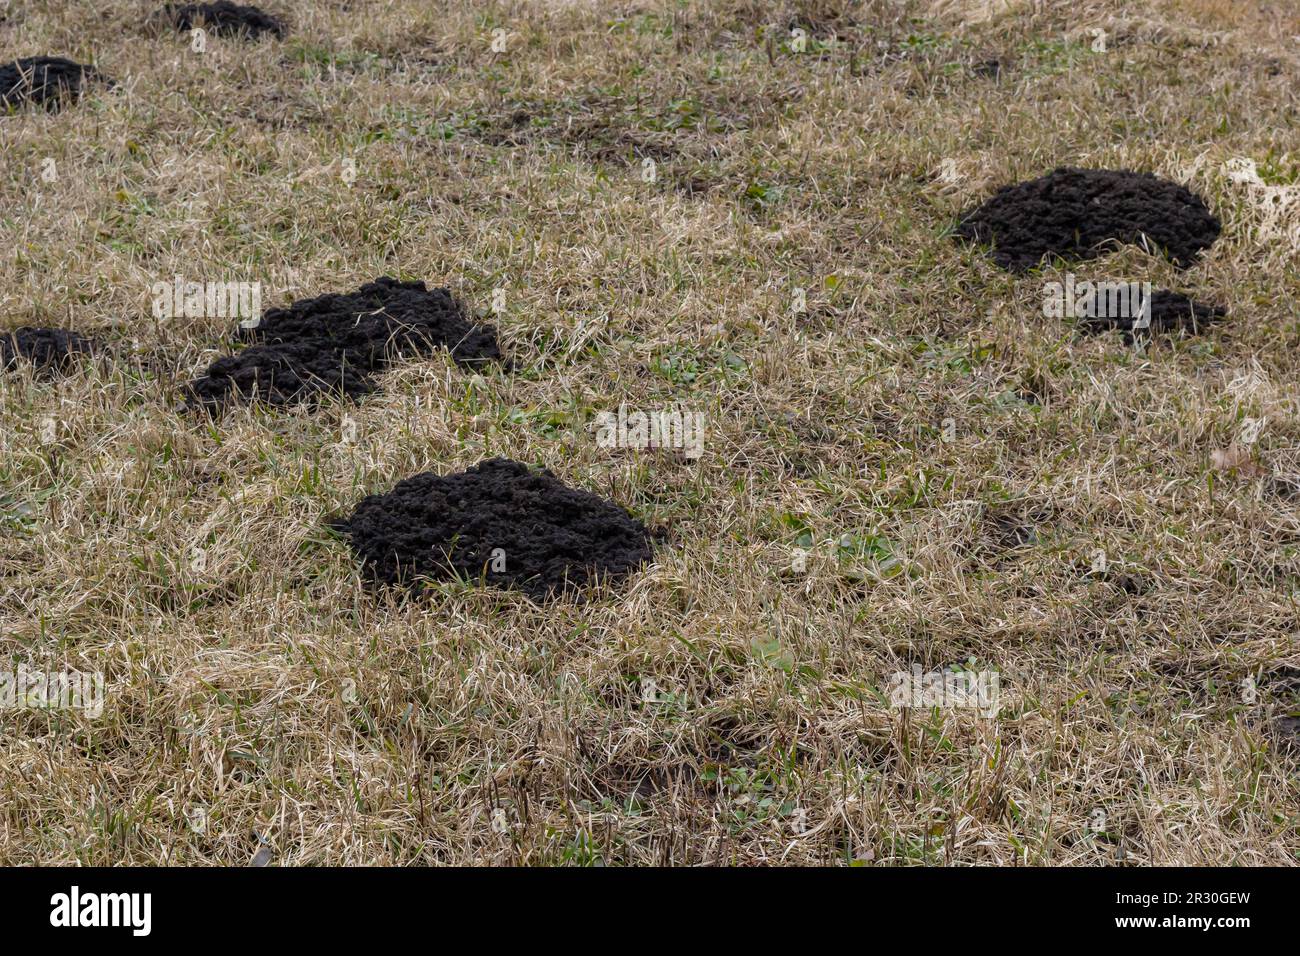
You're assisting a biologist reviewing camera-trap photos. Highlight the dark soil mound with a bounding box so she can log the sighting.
[163,2,286,38]
[334,458,656,601]
[187,277,501,410]
[189,340,375,408]
[244,278,499,363]
[1,327,95,373]
[955,167,1221,271]
[1077,289,1226,340]
[0,57,103,111]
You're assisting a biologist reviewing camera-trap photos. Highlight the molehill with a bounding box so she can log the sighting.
[0,57,104,111]
[162,2,287,38]
[955,167,1221,271]
[333,458,657,602]
[186,277,501,411]
[1,327,96,374]
[1077,289,1226,340]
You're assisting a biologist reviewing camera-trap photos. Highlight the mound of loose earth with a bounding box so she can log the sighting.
[955,167,1221,271]
[1,327,95,373]
[0,57,104,111]
[334,458,657,601]
[163,2,286,38]
[1076,289,1226,339]
[187,277,501,410]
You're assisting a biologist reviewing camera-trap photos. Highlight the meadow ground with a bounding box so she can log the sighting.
[1,0,1298,865]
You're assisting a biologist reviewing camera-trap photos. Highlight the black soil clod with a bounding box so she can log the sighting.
[955,167,1221,272]
[0,57,104,111]
[186,277,502,411]
[162,2,286,39]
[1,327,96,374]
[190,340,376,408]
[334,457,656,602]
[1076,289,1226,340]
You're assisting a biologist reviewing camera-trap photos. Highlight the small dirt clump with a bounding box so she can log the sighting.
[334,457,657,601]
[0,57,104,111]
[162,2,286,39]
[1,327,96,374]
[955,167,1221,271]
[1076,289,1226,340]
[187,277,501,410]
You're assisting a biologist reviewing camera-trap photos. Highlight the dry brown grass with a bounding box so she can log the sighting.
[0,0,1297,865]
